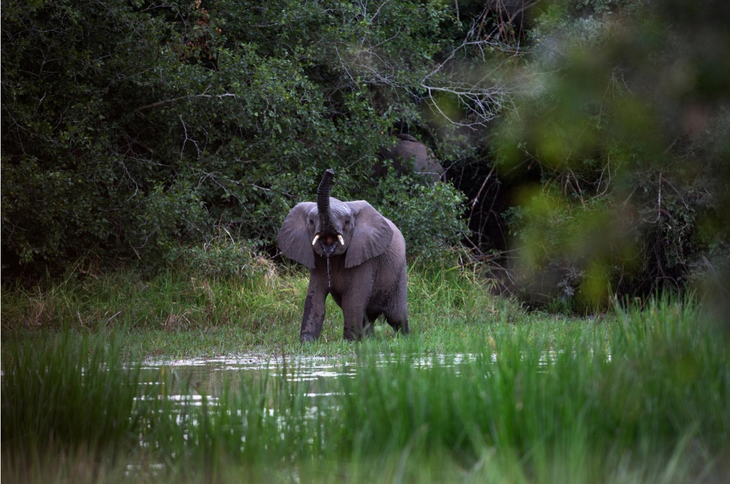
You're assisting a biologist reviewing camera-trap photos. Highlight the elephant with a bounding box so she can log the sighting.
[377,133,444,182]
[277,169,409,341]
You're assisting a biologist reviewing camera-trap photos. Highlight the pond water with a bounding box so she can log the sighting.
[137,355,356,402]
[136,353,486,403]
[131,349,592,412]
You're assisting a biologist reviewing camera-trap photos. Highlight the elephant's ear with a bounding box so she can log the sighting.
[277,202,316,269]
[345,201,393,269]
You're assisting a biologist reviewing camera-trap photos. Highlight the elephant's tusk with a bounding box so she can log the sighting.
[337,234,344,246]
[311,234,320,246]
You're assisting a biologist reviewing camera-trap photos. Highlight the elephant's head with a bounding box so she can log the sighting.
[277,170,394,269]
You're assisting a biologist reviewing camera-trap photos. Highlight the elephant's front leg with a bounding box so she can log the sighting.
[342,276,374,341]
[342,300,366,341]
[300,274,328,342]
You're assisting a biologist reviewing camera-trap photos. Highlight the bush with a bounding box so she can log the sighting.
[376,174,469,260]
[495,0,730,310]
[167,231,271,280]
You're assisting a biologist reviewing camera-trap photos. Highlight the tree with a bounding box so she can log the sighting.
[1,0,469,275]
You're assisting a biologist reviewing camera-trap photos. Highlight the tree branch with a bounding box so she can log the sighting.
[136,93,237,112]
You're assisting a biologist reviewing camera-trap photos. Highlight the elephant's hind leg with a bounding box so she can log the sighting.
[385,268,409,335]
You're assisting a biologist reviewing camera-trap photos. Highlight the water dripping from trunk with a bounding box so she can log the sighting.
[326,255,331,289]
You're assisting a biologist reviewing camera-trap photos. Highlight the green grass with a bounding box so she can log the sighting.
[2,261,538,357]
[2,265,729,483]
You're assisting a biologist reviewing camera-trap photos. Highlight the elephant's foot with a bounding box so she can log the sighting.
[387,318,410,335]
[342,327,362,341]
[300,333,318,342]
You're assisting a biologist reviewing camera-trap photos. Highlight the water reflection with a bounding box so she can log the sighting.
[135,350,608,404]
[138,354,359,400]
[136,353,484,401]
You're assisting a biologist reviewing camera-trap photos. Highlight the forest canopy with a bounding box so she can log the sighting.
[3,0,729,310]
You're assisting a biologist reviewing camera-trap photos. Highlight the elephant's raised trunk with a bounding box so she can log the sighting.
[317,169,335,233]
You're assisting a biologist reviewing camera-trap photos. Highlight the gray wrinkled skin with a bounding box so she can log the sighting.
[277,198,409,341]
[377,133,444,182]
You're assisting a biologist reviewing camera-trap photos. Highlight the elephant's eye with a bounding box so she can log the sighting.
[308,219,314,226]
[344,219,351,227]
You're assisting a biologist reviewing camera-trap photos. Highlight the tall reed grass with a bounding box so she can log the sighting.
[3,298,728,483]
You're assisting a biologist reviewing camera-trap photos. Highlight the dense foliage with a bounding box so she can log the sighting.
[494,0,730,309]
[2,0,467,273]
[3,0,729,309]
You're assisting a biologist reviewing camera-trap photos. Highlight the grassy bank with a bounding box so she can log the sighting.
[3,262,541,357]
[2,298,729,483]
